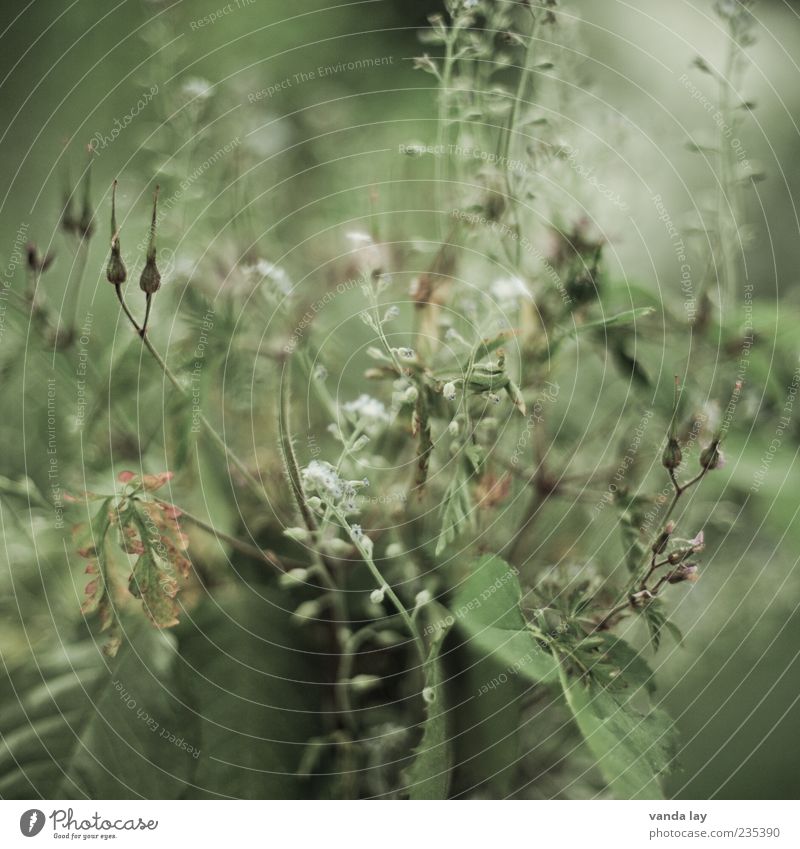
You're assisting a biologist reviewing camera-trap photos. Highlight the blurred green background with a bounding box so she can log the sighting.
[1,0,799,799]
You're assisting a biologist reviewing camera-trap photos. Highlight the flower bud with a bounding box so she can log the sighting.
[26,243,54,274]
[370,587,385,605]
[279,568,309,588]
[443,381,457,402]
[667,548,688,565]
[106,181,127,285]
[652,520,675,554]
[61,189,78,235]
[662,437,682,471]
[700,439,724,470]
[667,562,699,584]
[139,187,161,294]
[415,589,432,607]
[630,589,653,608]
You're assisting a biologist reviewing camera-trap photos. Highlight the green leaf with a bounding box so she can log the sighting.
[642,599,682,653]
[595,634,657,695]
[441,555,558,797]
[444,640,524,797]
[450,555,559,684]
[128,550,180,629]
[178,586,328,799]
[0,626,199,799]
[558,663,676,799]
[406,625,452,799]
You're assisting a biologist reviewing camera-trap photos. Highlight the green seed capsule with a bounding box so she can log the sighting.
[662,437,682,470]
[106,181,127,285]
[139,187,161,294]
[700,439,723,470]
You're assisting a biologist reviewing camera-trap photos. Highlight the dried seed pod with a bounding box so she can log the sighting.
[139,186,161,295]
[663,376,682,469]
[26,243,55,274]
[662,437,682,470]
[667,562,699,584]
[61,190,78,236]
[106,181,127,285]
[700,438,724,470]
[652,520,675,555]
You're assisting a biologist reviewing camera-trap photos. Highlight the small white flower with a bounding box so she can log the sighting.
[443,381,457,402]
[415,590,432,607]
[242,258,292,296]
[397,347,415,360]
[280,568,309,588]
[403,385,419,404]
[352,434,371,451]
[182,76,213,101]
[448,419,460,436]
[490,275,532,310]
[370,587,385,604]
[346,231,385,279]
[422,686,436,704]
[302,460,345,501]
[344,394,390,426]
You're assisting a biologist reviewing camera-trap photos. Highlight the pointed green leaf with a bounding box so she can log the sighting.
[407,625,452,799]
[450,554,559,684]
[558,663,676,799]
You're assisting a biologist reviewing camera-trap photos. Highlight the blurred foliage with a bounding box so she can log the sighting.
[0,0,799,800]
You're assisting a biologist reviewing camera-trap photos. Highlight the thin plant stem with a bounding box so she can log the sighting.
[114,284,267,502]
[594,465,710,631]
[155,498,283,570]
[332,504,427,667]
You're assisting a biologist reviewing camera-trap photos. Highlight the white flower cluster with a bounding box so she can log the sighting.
[241,258,292,297]
[343,394,391,428]
[490,275,532,311]
[301,460,368,513]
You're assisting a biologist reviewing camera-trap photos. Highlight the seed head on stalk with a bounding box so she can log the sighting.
[139,186,161,335]
[106,181,127,286]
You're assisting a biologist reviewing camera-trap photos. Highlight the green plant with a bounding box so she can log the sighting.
[0,0,771,800]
